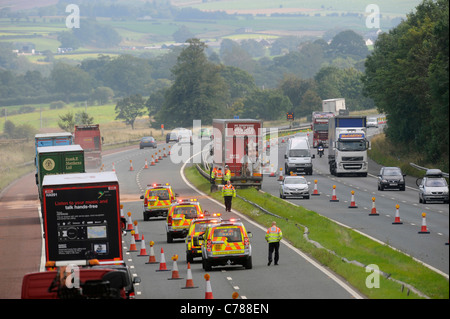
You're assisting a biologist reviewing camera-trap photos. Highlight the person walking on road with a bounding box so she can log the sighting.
[265,221,282,266]
[222,180,236,212]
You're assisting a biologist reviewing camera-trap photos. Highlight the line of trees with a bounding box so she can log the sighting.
[362,0,449,167]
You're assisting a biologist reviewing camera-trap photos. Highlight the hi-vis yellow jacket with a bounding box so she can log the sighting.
[265,226,282,243]
[222,184,236,197]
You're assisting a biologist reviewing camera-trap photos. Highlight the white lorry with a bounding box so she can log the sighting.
[322,98,348,116]
[328,116,369,177]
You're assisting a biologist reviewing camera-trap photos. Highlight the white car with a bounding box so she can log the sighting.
[367,117,378,128]
[279,175,310,199]
[417,169,449,204]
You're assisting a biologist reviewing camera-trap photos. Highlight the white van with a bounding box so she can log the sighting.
[285,137,314,175]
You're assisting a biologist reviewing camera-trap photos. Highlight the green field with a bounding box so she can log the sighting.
[0,0,422,64]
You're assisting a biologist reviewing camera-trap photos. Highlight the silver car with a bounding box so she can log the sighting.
[417,169,449,204]
[279,175,310,199]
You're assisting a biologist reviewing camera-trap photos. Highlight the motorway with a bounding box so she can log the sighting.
[0,125,448,300]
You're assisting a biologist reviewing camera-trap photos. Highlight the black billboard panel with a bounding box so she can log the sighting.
[43,183,122,263]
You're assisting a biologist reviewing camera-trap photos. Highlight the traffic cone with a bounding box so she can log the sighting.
[126,212,134,231]
[120,204,124,219]
[168,146,171,155]
[158,150,162,160]
[146,241,158,264]
[181,262,198,289]
[348,190,358,208]
[269,164,275,177]
[168,255,183,280]
[156,248,170,271]
[163,148,167,157]
[418,213,430,234]
[129,159,134,171]
[392,204,403,224]
[112,162,116,172]
[138,235,149,256]
[144,159,148,169]
[369,197,379,216]
[151,156,155,166]
[128,231,138,252]
[278,168,283,181]
[204,274,213,299]
[330,185,339,202]
[312,179,320,196]
[133,220,141,242]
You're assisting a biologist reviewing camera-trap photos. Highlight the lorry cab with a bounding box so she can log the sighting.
[284,137,314,175]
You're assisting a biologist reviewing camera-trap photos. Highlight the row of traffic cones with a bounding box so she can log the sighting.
[112,146,172,172]
[127,234,210,294]
[129,237,220,297]
[327,187,432,233]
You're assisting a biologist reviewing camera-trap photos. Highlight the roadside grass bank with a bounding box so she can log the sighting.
[184,165,449,299]
[369,134,449,178]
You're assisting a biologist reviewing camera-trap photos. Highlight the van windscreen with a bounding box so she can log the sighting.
[289,149,310,157]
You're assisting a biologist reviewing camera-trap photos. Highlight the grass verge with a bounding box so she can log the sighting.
[184,164,449,299]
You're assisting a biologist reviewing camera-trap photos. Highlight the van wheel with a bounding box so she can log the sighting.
[244,256,252,269]
[203,259,212,271]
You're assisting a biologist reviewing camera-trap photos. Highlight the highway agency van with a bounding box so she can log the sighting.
[199,218,253,271]
[166,199,203,243]
[284,136,315,175]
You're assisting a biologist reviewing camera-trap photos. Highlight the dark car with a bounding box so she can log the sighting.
[139,136,157,149]
[166,132,178,143]
[377,167,406,191]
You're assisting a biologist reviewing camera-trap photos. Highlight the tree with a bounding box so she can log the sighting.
[156,39,227,128]
[241,89,292,121]
[362,0,449,165]
[50,62,93,99]
[172,25,194,43]
[58,111,76,133]
[329,30,369,60]
[90,86,114,105]
[115,94,146,129]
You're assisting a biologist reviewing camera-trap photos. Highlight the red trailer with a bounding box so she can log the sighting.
[212,119,263,188]
[311,112,334,148]
[74,124,102,169]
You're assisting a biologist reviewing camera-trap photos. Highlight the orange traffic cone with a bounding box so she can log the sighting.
[128,231,138,252]
[112,162,116,172]
[181,262,198,289]
[156,248,170,272]
[151,156,155,166]
[418,213,430,234]
[269,164,275,177]
[138,235,149,256]
[348,190,358,208]
[312,179,320,196]
[369,197,379,216]
[129,159,134,171]
[163,148,167,158]
[392,204,403,224]
[144,159,148,169]
[204,274,213,299]
[168,146,171,155]
[330,185,339,202]
[278,168,283,181]
[168,255,183,280]
[133,221,141,242]
[146,241,158,264]
[126,212,134,231]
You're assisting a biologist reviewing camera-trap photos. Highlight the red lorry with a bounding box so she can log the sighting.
[212,119,263,189]
[74,124,102,169]
[311,112,334,148]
